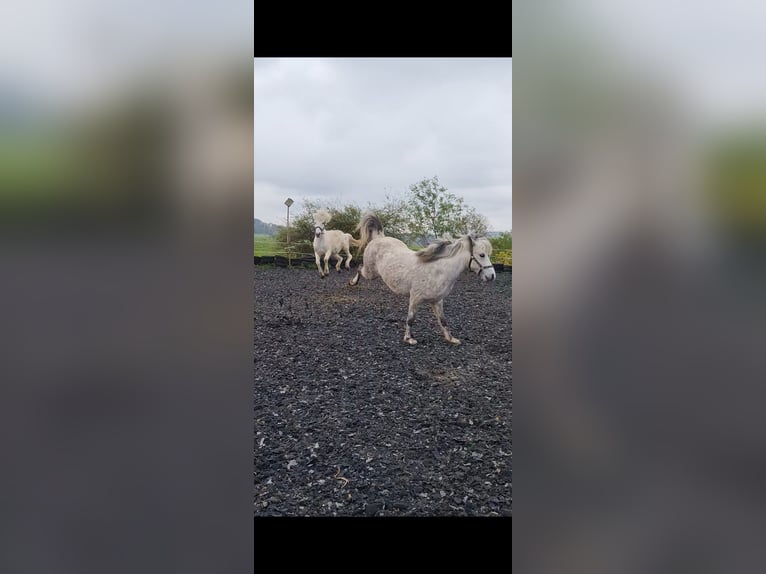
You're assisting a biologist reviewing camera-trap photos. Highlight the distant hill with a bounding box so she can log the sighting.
[254,218,281,235]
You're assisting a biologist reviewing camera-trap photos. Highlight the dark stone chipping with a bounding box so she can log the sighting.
[254,267,512,516]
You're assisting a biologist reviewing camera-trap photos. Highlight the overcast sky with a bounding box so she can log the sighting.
[572,0,766,127]
[1,0,248,109]
[254,58,513,231]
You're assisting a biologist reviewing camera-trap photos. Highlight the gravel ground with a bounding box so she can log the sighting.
[254,265,512,516]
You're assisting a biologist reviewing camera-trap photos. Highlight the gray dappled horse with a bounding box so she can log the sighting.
[349,212,495,345]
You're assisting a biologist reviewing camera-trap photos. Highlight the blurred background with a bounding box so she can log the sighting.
[514,0,766,572]
[0,1,253,572]
[8,0,766,566]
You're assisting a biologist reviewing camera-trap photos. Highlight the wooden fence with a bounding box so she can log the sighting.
[254,248,512,272]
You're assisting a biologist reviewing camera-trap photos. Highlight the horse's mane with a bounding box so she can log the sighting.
[313,208,332,225]
[416,235,492,263]
[416,238,465,262]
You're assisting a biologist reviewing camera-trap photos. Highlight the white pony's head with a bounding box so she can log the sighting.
[312,208,332,237]
[416,235,496,282]
[467,235,496,282]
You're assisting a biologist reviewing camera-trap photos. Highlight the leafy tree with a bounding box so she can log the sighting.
[324,203,362,235]
[373,194,412,244]
[490,232,512,251]
[407,176,466,244]
[456,205,489,236]
[406,176,492,242]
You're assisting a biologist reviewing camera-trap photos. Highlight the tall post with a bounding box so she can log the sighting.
[284,197,294,268]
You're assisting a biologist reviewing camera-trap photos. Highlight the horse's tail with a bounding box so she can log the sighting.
[355,213,385,250]
[347,234,362,248]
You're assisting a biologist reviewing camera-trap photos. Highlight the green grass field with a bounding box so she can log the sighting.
[254,234,281,256]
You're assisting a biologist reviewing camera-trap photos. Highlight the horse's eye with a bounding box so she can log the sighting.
[479,253,485,258]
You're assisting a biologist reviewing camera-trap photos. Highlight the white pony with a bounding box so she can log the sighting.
[349,212,495,345]
[312,208,361,278]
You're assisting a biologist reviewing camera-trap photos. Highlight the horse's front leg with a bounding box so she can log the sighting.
[323,251,331,276]
[432,300,460,344]
[315,251,325,278]
[404,298,420,345]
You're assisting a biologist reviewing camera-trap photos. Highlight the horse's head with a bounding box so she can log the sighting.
[312,209,332,238]
[467,236,496,282]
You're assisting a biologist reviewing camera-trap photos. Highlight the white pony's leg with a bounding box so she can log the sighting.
[335,252,342,272]
[345,249,352,270]
[349,264,362,286]
[323,251,331,276]
[404,298,420,345]
[350,260,374,285]
[315,251,324,277]
[432,300,461,345]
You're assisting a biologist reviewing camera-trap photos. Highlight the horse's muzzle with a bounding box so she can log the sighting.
[481,269,496,282]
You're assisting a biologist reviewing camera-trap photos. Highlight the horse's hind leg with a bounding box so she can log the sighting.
[350,258,371,285]
[335,253,343,272]
[432,300,460,345]
[404,299,420,345]
[345,250,352,270]
[350,263,374,285]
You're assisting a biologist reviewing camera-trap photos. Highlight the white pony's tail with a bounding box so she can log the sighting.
[355,213,384,250]
[347,234,362,247]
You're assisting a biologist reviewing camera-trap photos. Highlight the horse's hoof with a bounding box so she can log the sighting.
[448,338,462,345]
[405,337,418,345]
